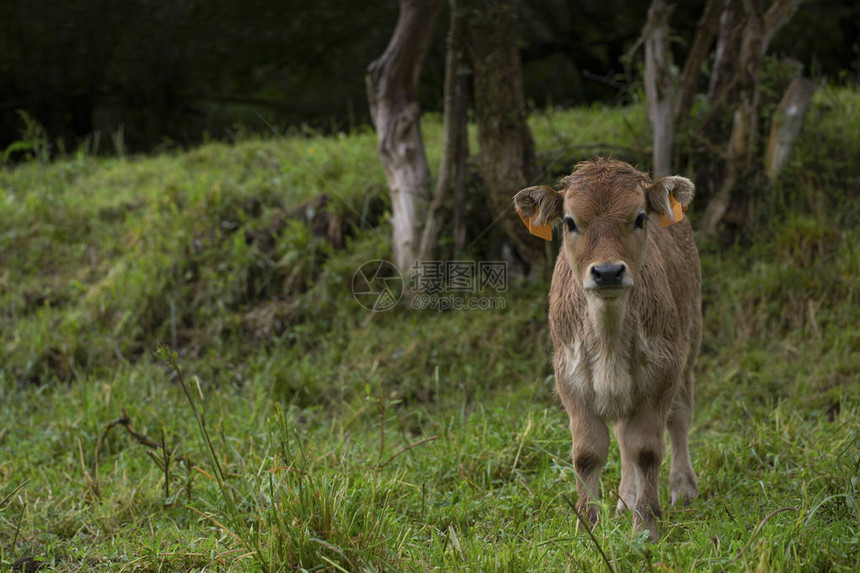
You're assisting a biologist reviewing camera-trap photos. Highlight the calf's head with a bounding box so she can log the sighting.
[514,159,694,299]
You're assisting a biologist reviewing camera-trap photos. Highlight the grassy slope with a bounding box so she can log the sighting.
[0,92,857,571]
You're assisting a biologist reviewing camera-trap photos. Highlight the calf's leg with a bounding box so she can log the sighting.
[621,405,666,541]
[667,375,698,506]
[568,408,610,524]
[614,421,637,514]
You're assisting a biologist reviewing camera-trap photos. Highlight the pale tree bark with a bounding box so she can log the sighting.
[765,77,815,181]
[643,0,675,179]
[367,0,441,276]
[708,0,746,102]
[463,0,545,272]
[419,0,469,262]
[763,0,805,48]
[637,0,721,175]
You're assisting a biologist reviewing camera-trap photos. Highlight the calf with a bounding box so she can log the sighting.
[514,159,701,541]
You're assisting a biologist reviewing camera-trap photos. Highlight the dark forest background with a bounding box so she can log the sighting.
[2,0,857,155]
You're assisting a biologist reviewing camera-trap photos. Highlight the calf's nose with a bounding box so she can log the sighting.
[591,263,626,287]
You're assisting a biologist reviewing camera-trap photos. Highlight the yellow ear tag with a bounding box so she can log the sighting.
[517,208,553,241]
[660,192,686,227]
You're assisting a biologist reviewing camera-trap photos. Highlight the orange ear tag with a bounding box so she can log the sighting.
[517,209,553,241]
[659,192,686,227]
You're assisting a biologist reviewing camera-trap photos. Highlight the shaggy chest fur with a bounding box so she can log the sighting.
[555,296,672,420]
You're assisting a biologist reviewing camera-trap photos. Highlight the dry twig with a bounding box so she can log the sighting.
[92,408,191,477]
[376,435,439,469]
[563,495,615,573]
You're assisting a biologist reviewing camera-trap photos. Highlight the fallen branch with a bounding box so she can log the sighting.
[93,408,191,476]
[730,506,798,564]
[377,435,439,469]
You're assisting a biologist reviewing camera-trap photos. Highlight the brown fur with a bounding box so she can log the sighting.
[514,158,702,541]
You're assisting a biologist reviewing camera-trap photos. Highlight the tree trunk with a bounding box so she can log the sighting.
[451,65,470,259]
[366,0,441,276]
[699,108,746,239]
[419,0,469,262]
[643,0,675,179]
[708,0,746,102]
[674,0,721,123]
[765,77,815,180]
[463,0,544,272]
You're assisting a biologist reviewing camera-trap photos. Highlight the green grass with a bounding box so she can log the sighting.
[0,90,858,571]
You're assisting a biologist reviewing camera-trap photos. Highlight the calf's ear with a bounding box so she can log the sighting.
[513,185,563,227]
[646,176,695,224]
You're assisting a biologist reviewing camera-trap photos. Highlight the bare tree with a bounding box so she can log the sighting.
[674,0,722,124]
[367,0,441,275]
[643,0,675,179]
[698,0,804,237]
[370,0,551,275]
[419,0,470,262]
[637,0,805,237]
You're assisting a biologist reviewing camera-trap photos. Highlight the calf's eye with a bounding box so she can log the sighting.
[634,213,646,229]
[564,216,577,233]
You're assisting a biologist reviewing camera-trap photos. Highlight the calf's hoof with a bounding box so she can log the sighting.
[633,510,661,542]
[670,472,699,506]
[615,494,635,515]
[577,501,600,526]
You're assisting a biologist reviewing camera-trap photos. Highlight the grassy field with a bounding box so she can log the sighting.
[0,89,858,571]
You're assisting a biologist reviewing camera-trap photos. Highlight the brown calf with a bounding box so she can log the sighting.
[514,158,701,541]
